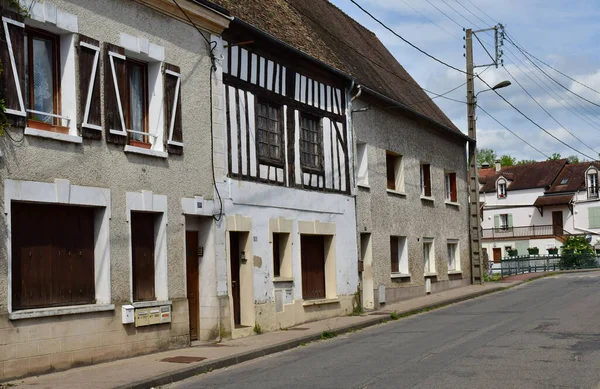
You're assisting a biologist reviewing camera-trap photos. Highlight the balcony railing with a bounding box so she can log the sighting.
[481,225,568,240]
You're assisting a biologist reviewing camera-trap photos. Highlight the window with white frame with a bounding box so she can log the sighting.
[447,240,460,272]
[386,152,405,192]
[497,178,507,198]
[495,213,512,231]
[357,142,369,186]
[445,172,457,202]
[423,238,435,274]
[420,163,432,197]
[390,236,408,275]
[587,168,598,199]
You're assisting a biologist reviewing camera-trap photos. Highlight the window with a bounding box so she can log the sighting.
[24,28,61,130]
[125,59,149,146]
[420,163,432,197]
[447,240,460,272]
[272,233,290,278]
[390,236,408,274]
[497,178,507,198]
[256,101,283,163]
[357,142,369,186]
[11,202,95,310]
[560,178,569,185]
[386,152,405,192]
[495,213,512,231]
[445,172,457,202]
[131,212,157,302]
[423,238,435,275]
[588,169,598,199]
[300,114,322,170]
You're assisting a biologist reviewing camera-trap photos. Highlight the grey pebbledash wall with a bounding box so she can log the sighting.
[352,97,471,305]
[0,0,222,380]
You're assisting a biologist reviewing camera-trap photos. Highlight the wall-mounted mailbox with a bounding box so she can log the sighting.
[134,308,149,327]
[160,305,172,323]
[148,308,161,325]
[122,305,134,324]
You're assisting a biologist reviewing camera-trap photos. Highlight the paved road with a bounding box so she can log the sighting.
[170,273,600,389]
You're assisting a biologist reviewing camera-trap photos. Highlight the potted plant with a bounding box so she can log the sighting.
[527,247,539,255]
[548,247,559,255]
[507,249,518,257]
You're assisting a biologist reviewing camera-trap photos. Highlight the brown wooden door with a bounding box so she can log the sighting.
[552,211,563,236]
[229,232,241,326]
[493,248,502,264]
[186,231,199,341]
[131,212,155,302]
[301,235,326,300]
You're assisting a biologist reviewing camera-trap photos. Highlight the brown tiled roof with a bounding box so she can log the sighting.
[479,159,568,193]
[547,162,600,193]
[210,0,459,132]
[533,194,574,207]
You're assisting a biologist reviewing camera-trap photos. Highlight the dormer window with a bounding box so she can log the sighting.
[497,178,507,199]
[587,167,598,199]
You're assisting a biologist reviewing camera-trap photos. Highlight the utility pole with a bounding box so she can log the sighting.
[465,28,483,285]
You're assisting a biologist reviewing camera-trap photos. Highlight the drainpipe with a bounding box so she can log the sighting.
[351,84,362,102]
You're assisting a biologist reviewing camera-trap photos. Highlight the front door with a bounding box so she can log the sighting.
[229,232,241,327]
[186,231,199,341]
[493,248,502,264]
[301,235,326,300]
[552,211,563,236]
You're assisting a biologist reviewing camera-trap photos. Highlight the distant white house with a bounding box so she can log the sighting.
[479,159,600,270]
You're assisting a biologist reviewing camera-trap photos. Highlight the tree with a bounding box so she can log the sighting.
[517,159,537,165]
[560,236,596,269]
[477,148,496,168]
[499,155,516,167]
[567,155,582,164]
[547,153,562,161]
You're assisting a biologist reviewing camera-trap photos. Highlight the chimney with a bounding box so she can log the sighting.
[495,159,501,172]
[482,162,490,169]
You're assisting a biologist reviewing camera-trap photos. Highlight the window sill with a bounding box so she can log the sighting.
[357,183,370,190]
[445,201,460,207]
[424,272,437,277]
[273,277,294,283]
[448,270,463,275]
[9,304,115,321]
[25,127,83,144]
[391,273,410,279]
[302,297,340,306]
[132,300,172,308]
[420,196,435,202]
[387,189,407,197]
[124,145,168,158]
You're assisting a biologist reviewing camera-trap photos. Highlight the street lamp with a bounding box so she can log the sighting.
[476,80,511,98]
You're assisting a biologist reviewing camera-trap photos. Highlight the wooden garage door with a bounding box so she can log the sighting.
[301,235,326,300]
[11,202,95,310]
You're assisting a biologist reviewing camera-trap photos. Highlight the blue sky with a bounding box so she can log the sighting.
[329,0,600,162]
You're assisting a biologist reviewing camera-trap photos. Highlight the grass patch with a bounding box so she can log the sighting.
[253,323,263,334]
[390,311,400,320]
[349,289,364,316]
[320,330,337,340]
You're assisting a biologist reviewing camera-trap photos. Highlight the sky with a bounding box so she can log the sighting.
[329,0,600,163]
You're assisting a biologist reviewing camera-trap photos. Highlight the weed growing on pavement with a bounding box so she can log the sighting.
[300,342,308,346]
[321,330,337,340]
[253,323,263,334]
[390,311,400,320]
[349,289,364,316]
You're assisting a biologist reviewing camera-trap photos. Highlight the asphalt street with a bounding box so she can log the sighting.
[170,273,600,389]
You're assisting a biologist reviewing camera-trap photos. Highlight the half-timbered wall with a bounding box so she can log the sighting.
[223,44,350,194]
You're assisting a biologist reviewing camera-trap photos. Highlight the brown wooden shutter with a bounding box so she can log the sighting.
[0,11,26,127]
[131,212,156,302]
[77,34,101,139]
[450,173,457,202]
[103,42,127,145]
[386,153,395,190]
[390,236,399,273]
[164,63,183,154]
[423,164,431,197]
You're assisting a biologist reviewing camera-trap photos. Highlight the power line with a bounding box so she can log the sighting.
[454,0,491,28]
[423,0,464,29]
[398,0,462,40]
[463,0,498,25]
[440,0,478,27]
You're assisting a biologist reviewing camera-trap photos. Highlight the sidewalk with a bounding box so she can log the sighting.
[2,279,525,389]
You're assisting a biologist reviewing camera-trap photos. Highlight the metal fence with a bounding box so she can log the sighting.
[481,225,563,240]
[498,254,600,277]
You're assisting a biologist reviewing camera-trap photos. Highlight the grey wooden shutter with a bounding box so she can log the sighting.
[0,11,26,127]
[164,63,183,155]
[77,35,101,139]
[103,42,127,145]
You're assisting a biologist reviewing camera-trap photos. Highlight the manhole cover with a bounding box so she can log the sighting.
[288,327,309,331]
[161,356,207,364]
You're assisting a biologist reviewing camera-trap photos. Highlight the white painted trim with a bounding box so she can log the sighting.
[132,300,172,308]
[165,69,180,77]
[110,128,128,136]
[109,51,127,133]
[448,270,463,275]
[4,179,112,313]
[167,140,184,147]
[391,273,410,279]
[302,297,340,306]
[25,127,83,144]
[9,304,115,320]
[444,200,460,207]
[420,195,435,202]
[126,191,169,302]
[124,145,168,158]
[79,41,99,51]
[2,17,26,117]
[82,44,100,129]
[386,189,406,197]
[167,71,181,144]
[82,123,102,131]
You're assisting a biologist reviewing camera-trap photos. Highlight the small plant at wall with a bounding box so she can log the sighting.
[349,288,364,316]
[547,247,559,255]
[253,322,263,335]
[390,311,400,320]
[507,249,518,257]
[527,247,539,255]
[320,330,337,340]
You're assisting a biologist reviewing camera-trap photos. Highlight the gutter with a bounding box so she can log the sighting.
[231,17,353,82]
[359,85,473,143]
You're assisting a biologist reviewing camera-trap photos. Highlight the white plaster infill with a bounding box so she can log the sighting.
[302,297,340,306]
[444,200,460,207]
[25,127,82,144]
[9,304,114,321]
[387,189,407,197]
[391,273,410,279]
[132,300,172,308]
[421,196,435,202]
[124,145,168,159]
